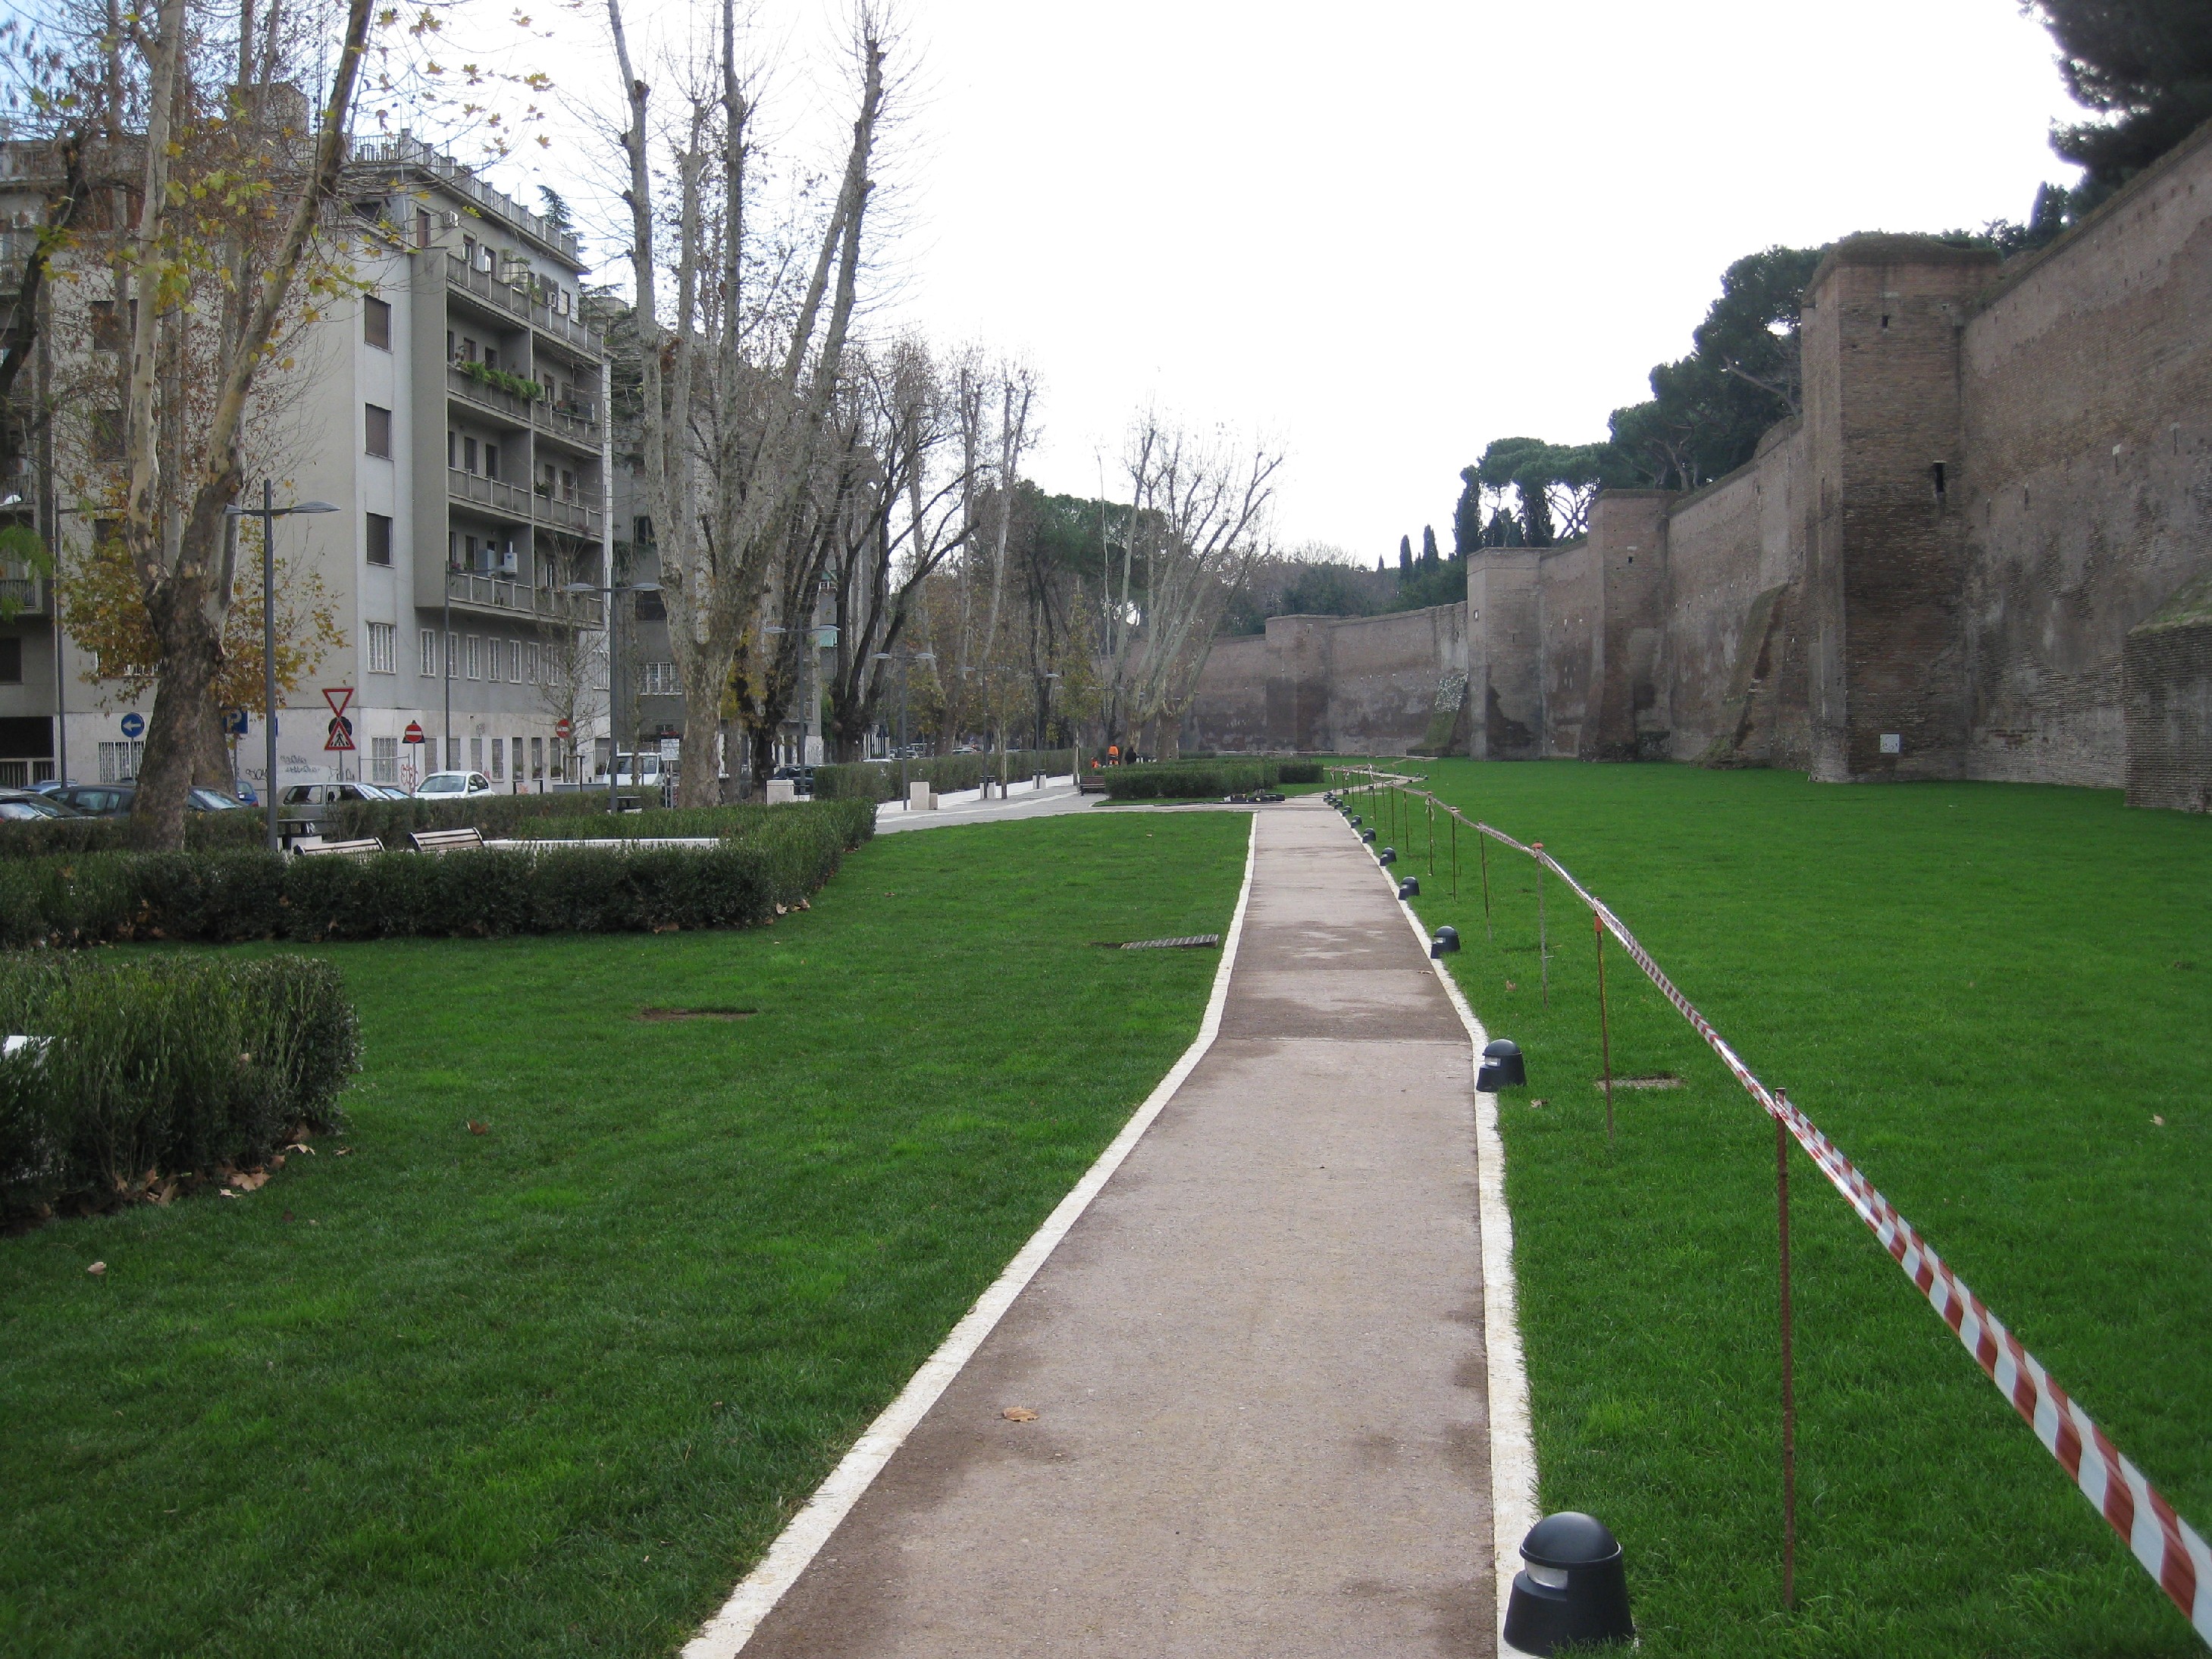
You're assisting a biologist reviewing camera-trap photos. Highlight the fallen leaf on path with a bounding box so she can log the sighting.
[1001,1407,1038,1423]
[1503,980,1517,991]
[2154,1115,2167,1126]
[86,1260,106,1276]
[230,1169,270,1192]
[334,1147,352,1156]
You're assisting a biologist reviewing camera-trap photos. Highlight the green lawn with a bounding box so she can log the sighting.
[1371,761,2212,1657]
[0,812,1250,1658]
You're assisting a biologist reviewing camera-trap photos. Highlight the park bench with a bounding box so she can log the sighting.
[292,837,384,860]
[409,826,485,855]
[1077,774,1112,795]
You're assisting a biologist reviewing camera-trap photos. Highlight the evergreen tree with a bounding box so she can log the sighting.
[1398,535,1412,578]
[2032,0,2212,191]
[1452,467,1482,558]
[1421,525,1440,570]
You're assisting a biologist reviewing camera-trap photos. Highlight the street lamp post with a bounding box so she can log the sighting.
[566,578,660,810]
[225,484,335,851]
[871,648,932,807]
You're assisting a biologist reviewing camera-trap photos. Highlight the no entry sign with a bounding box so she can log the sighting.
[403,721,425,746]
[554,717,573,740]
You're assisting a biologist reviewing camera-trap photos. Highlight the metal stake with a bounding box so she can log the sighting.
[1479,834,1492,941]
[1427,797,1435,877]
[1777,1087,1797,1613]
[261,480,278,853]
[1535,843,1549,1007]
[1595,910,1614,1144]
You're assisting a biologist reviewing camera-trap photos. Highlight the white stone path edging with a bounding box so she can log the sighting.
[679,813,1261,1659]
[1375,850,1543,1657]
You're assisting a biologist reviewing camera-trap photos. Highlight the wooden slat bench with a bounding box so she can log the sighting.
[409,826,486,855]
[292,837,384,860]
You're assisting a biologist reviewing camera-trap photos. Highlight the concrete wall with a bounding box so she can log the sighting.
[1180,121,2212,805]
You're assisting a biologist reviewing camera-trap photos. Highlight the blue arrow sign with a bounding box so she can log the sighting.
[119,712,146,740]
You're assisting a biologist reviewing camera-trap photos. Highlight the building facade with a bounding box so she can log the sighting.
[0,134,614,795]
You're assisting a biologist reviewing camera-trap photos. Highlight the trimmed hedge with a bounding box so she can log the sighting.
[0,801,873,947]
[814,750,1077,803]
[1100,760,1280,800]
[0,953,359,1221]
[0,809,267,861]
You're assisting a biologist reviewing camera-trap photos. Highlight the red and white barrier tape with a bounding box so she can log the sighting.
[1330,768,2212,1642]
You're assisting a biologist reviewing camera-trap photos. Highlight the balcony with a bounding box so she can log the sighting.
[531,298,601,353]
[534,399,602,449]
[0,229,36,290]
[448,467,534,521]
[446,365,534,425]
[533,489,603,537]
[445,568,604,628]
[0,576,44,615]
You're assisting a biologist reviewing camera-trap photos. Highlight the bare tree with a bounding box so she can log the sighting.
[97,0,378,847]
[607,0,889,806]
[1100,413,1279,756]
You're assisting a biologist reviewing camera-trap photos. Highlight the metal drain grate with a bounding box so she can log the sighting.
[1120,934,1221,950]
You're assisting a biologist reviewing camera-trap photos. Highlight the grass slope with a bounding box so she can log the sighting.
[0,812,1249,1658]
[1368,762,2210,1657]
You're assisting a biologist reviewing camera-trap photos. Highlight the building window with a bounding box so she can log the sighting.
[0,638,20,685]
[365,403,393,459]
[416,208,432,249]
[470,736,484,771]
[447,631,459,677]
[364,295,392,351]
[463,436,478,474]
[371,735,398,783]
[421,629,438,677]
[365,621,396,675]
[92,408,125,462]
[445,735,461,770]
[366,512,393,567]
[490,737,504,781]
[484,637,500,684]
[507,639,521,681]
[531,735,544,778]
[484,443,500,481]
[99,740,143,782]
[525,642,538,684]
[465,636,481,680]
[642,660,678,696]
[89,300,124,352]
[633,586,665,621]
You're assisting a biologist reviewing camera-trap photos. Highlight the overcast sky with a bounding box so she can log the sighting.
[502,0,2085,563]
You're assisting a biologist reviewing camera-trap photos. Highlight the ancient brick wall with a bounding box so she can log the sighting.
[1176,124,2210,801]
[1534,543,1600,756]
[1957,124,2212,787]
[1183,633,1270,753]
[1324,605,1470,755]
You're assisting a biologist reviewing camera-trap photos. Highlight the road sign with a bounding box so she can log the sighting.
[402,720,425,746]
[553,716,573,740]
[324,715,355,753]
[120,712,146,739]
[221,707,250,737]
[322,686,354,720]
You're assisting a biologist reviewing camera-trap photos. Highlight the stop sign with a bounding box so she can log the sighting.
[554,717,573,740]
[402,720,425,746]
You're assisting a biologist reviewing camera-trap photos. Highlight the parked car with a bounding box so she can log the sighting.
[0,788,83,822]
[277,781,400,837]
[415,771,497,799]
[597,751,670,787]
[48,782,245,817]
[767,764,816,797]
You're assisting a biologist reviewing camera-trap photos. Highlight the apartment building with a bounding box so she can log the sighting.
[0,133,613,794]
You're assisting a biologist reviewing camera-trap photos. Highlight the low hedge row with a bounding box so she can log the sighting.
[1101,759,1280,800]
[0,810,268,861]
[0,954,359,1221]
[0,801,871,947]
[813,750,1077,802]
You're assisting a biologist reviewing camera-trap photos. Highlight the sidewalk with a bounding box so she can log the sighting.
[723,802,1500,1657]
[870,776,1095,835]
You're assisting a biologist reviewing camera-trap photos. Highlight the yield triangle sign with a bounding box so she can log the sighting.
[323,686,355,719]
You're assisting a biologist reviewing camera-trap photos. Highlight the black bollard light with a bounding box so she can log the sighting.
[1430,925,1460,959]
[1501,1512,1634,1654]
[1378,847,1397,866]
[1397,875,1419,900]
[1351,815,1364,828]
[1361,828,1376,844]
[1477,1037,1526,1092]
